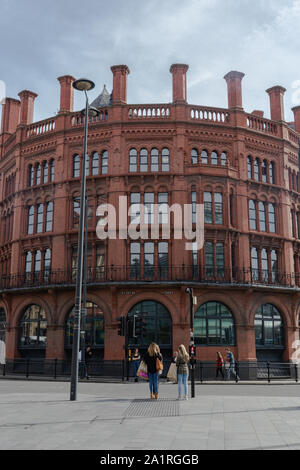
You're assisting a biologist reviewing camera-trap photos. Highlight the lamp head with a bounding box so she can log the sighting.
[73,78,95,92]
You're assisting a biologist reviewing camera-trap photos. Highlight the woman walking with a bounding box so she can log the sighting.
[143,342,163,399]
[216,351,224,379]
[176,344,190,400]
[132,348,141,382]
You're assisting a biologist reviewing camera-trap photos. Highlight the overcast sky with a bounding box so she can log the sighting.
[1,0,300,123]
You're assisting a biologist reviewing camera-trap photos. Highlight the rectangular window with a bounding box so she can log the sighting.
[129,149,137,172]
[158,193,168,224]
[214,193,223,225]
[73,197,80,228]
[71,246,77,280]
[101,151,108,174]
[43,162,48,184]
[216,243,224,278]
[192,191,197,224]
[36,204,44,233]
[130,193,140,224]
[158,242,168,278]
[45,202,53,232]
[204,192,212,224]
[130,242,140,278]
[162,148,170,171]
[144,242,154,278]
[251,247,259,281]
[144,192,154,224]
[205,242,214,277]
[140,149,148,172]
[249,200,257,230]
[268,204,276,233]
[44,249,51,282]
[27,206,35,235]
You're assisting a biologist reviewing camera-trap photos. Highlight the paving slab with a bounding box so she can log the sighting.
[0,379,300,450]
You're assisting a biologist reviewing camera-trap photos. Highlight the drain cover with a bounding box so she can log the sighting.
[123,398,180,418]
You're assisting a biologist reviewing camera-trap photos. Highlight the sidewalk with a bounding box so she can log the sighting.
[1,379,300,450]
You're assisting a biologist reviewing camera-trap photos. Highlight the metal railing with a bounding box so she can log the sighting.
[0,359,299,383]
[0,266,300,292]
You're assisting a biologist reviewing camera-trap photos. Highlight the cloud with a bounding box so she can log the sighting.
[0,0,299,122]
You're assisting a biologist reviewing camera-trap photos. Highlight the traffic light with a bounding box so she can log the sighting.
[133,315,146,338]
[189,345,196,357]
[117,316,125,336]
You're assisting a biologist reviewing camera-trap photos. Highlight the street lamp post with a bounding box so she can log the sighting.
[186,287,196,398]
[70,78,98,401]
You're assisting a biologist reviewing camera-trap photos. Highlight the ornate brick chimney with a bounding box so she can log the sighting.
[170,64,189,104]
[266,86,286,122]
[1,98,20,134]
[292,106,300,133]
[224,71,245,109]
[111,65,130,104]
[57,75,75,113]
[18,90,38,125]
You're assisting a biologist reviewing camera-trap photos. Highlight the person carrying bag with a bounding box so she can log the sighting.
[143,342,163,399]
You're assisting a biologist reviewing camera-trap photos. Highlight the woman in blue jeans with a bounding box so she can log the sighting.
[143,343,163,399]
[176,344,190,400]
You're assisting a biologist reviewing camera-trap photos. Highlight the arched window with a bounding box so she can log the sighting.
[249,200,257,230]
[127,300,172,347]
[140,148,148,172]
[25,251,32,280]
[269,162,275,184]
[129,148,137,172]
[220,152,227,166]
[44,248,51,281]
[42,161,48,184]
[191,148,198,164]
[201,150,208,164]
[268,203,276,233]
[35,163,41,185]
[151,148,159,171]
[34,250,41,281]
[194,302,235,345]
[162,148,170,171]
[254,304,284,347]
[91,152,99,176]
[49,159,55,182]
[254,158,260,181]
[101,150,108,174]
[247,156,252,179]
[28,165,34,187]
[73,154,80,178]
[65,302,104,347]
[262,160,267,183]
[36,203,43,233]
[258,202,266,231]
[211,151,218,165]
[19,304,47,348]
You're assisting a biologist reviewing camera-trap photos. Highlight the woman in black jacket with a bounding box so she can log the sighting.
[143,342,163,399]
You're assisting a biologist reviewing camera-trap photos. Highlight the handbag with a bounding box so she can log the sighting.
[167,362,177,383]
[156,356,163,373]
[137,360,148,380]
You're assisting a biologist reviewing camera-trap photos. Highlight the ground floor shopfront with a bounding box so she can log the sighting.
[0,284,300,373]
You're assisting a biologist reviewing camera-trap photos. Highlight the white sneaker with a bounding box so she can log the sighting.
[184,395,188,400]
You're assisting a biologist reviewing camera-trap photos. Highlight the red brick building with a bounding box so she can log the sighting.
[1,64,300,375]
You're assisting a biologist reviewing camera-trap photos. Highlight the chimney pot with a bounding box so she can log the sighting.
[110,65,130,104]
[224,71,245,109]
[18,90,38,125]
[170,63,189,103]
[292,105,300,133]
[57,75,75,113]
[266,85,286,122]
[1,98,20,134]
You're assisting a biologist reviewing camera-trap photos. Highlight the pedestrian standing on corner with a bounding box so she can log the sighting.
[216,351,225,380]
[225,347,240,382]
[176,344,190,400]
[85,344,92,380]
[143,342,163,399]
[132,348,141,382]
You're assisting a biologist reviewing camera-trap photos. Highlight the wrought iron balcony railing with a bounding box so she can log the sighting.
[0,266,299,291]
